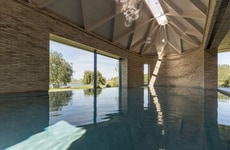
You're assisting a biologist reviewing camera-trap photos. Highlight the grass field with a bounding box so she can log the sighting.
[49,81,118,92]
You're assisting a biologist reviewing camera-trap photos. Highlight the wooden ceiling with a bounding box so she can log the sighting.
[28,0,210,57]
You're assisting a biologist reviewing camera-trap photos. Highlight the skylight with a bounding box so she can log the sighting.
[145,0,168,25]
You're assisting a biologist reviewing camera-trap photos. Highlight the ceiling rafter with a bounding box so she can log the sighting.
[185,30,203,37]
[112,3,120,42]
[184,18,203,36]
[154,25,167,47]
[80,0,87,29]
[167,24,183,51]
[129,0,145,49]
[86,14,116,31]
[164,25,169,45]
[114,29,134,43]
[130,39,146,50]
[189,0,207,17]
[140,20,155,54]
[149,23,160,38]
[165,12,206,20]
[114,18,154,43]
[28,0,56,8]
[168,16,186,33]
[164,0,204,36]
[163,0,183,15]
[169,22,200,46]
[168,16,202,37]
[168,41,181,54]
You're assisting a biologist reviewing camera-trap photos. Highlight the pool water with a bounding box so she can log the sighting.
[0,87,229,150]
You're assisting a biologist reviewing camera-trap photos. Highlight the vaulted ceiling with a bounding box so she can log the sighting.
[28,0,210,57]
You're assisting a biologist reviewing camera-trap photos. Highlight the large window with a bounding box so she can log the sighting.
[97,54,119,87]
[49,39,119,90]
[218,52,230,87]
[49,37,121,126]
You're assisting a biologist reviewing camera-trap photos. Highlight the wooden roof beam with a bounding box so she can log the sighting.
[130,39,146,50]
[169,22,200,46]
[114,18,154,43]
[81,0,87,29]
[189,0,207,17]
[86,14,116,31]
[28,0,56,8]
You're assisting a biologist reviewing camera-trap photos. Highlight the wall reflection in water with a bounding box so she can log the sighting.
[0,93,49,149]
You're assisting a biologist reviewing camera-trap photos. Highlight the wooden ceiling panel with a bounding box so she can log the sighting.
[92,19,114,41]
[46,0,84,26]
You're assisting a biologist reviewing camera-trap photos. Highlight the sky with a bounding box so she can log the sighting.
[218,52,230,65]
[49,40,118,80]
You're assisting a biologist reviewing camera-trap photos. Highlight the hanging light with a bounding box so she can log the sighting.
[115,0,142,27]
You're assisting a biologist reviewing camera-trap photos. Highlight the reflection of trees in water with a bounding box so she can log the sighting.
[84,88,102,96]
[218,92,230,101]
[49,91,73,111]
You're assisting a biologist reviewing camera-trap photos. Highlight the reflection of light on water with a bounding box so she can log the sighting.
[6,120,86,150]
[149,86,163,125]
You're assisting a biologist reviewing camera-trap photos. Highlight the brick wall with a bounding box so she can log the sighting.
[0,0,50,93]
[204,48,218,89]
[154,49,205,88]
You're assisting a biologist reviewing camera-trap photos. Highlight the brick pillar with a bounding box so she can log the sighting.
[204,48,218,89]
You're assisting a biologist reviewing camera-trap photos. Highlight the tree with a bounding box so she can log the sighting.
[218,64,230,87]
[82,70,106,86]
[50,51,73,86]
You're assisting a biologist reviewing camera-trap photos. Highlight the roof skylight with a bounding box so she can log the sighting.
[145,0,168,25]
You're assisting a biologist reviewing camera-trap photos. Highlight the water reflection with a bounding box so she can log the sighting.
[83,88,102,96]
[49,91,73,111]
[0,93,49,149]
[0,87,230,150]
[69,87,230,150]
[218,92,230,147]
[49,88,120,126]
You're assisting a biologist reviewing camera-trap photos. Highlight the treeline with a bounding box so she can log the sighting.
[218,64,230,87]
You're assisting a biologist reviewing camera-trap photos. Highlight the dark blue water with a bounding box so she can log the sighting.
[0,87,229,150]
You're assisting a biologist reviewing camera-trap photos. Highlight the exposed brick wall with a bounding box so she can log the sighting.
[0,0,155,93]
[0,0,50,93]
[154,49,205,88]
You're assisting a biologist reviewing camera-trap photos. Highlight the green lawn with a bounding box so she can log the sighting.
[49,85,93,92]
[49,81,119,92]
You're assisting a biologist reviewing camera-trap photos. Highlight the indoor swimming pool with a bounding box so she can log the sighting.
[0,87,229,150]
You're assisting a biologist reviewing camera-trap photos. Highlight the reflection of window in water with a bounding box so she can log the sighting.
[218,92,230,126]
[143,88,149,110]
